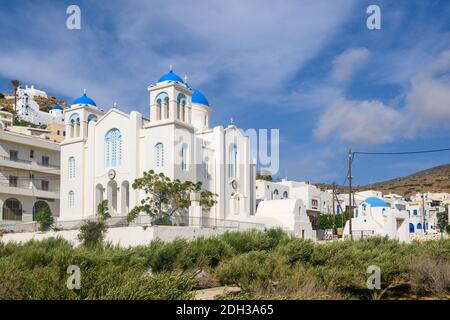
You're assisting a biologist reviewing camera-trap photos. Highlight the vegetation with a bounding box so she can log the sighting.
[127,170,217,222]
[77,200,110,247]
[0,230,448,300]
[34,206,54,232]
[256,174,272,181]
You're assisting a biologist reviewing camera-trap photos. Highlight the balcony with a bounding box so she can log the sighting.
[0,180,60,199]
[0,155,60,174]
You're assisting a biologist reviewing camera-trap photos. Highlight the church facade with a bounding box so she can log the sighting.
[59,69,256,222]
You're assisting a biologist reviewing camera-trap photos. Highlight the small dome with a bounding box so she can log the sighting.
[158,70,184,84]
[71,93,97,107]
[51,104,64,110]
[363,197,389,208]
[192,89,209,106]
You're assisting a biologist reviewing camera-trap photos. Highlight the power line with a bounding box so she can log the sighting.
[353,147,450,156]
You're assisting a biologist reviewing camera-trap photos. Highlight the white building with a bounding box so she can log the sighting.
[256,179,332,214]
[0,110,13,129]
[59,69,257,224]
[14,85,65,126]
[343,197,410,242]
[0,125,60,223]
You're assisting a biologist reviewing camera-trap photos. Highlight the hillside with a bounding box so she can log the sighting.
[0,93,67,112]
[316,164,450,196]
[358,164,450,196]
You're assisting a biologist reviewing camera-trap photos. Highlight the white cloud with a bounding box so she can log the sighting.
[314,98,403,145]
[405,50,450,134]
[0,0,358,112]
[314,50,450,145]
[330,47,369,82]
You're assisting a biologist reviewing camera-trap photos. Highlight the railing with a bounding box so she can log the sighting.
[36,161,60,169]
[0,180,59,193]
[0,155,60,169]
[351,230,375,240]
[0,155,32,164]
[1,215,267,234]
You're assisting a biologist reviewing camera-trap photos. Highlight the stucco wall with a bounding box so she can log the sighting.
[0,225,231,247]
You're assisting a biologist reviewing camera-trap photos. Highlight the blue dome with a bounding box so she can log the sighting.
[192,89,209,106]
[364,197,389,207]
[158,70,184,84]
[51,104,64,110]
[71,93,97,107]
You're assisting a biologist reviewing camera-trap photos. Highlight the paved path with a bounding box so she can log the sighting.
[193,286,241,300]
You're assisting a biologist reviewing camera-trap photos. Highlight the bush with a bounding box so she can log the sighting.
[175,237,234,270]
[409,254,450,298]
[220,229,289,254]
[35,206,54,231]
[215,251,277,291]
[276,239,314,266]
[152,215,172,226]
[78,221,108,247]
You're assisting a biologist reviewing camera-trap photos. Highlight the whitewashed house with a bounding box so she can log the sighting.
[14,85,65,126]
[343,197,410,242]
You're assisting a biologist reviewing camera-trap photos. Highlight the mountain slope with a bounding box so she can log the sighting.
[357,164,450,196]
[316,164,450,196]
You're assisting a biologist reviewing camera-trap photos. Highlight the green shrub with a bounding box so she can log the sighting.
[152,215,172,226]
[175,237,234,270]
[220,229,289,254]
[276,239,314,266]
[215,251,277,291]
[35,206,54,231]
[78,221,108,247]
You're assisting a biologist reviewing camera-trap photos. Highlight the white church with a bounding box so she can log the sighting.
[59,68,257,224]
[14,85,64,126]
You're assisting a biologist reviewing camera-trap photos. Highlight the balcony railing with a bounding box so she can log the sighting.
[0,155,60,169]
[0,155,32,164]
[0,180,59,193]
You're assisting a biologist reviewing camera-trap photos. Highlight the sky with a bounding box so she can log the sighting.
[0,0,449,186]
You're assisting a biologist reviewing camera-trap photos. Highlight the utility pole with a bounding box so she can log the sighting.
[348,149,353,240]
[332,182,336,234]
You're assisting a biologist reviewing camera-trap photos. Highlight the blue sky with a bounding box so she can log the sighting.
[0,0,449,185]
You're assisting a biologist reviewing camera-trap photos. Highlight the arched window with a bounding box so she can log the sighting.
[69,113,81,138]
[105,128,122,168]
[68,191,75,207]
[177,94,186,121]
[88,114,98,122]
[2,198,22,221]
[164,97,169,119]
[273,189,279,199]
[203,156,210,179]
[69,113,80,125]
[155,92,168,121]
[155,143,164,168]
[68,156,75,179]
[417,223,422,230]
[228,144,238,178]
[181,144,188,171]
[283,191,288,199]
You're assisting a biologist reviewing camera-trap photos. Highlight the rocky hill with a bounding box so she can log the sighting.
[316,164,450,196]
[0,93,67,112]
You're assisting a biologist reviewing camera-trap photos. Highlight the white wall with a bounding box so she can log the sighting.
[0,225,234,247]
